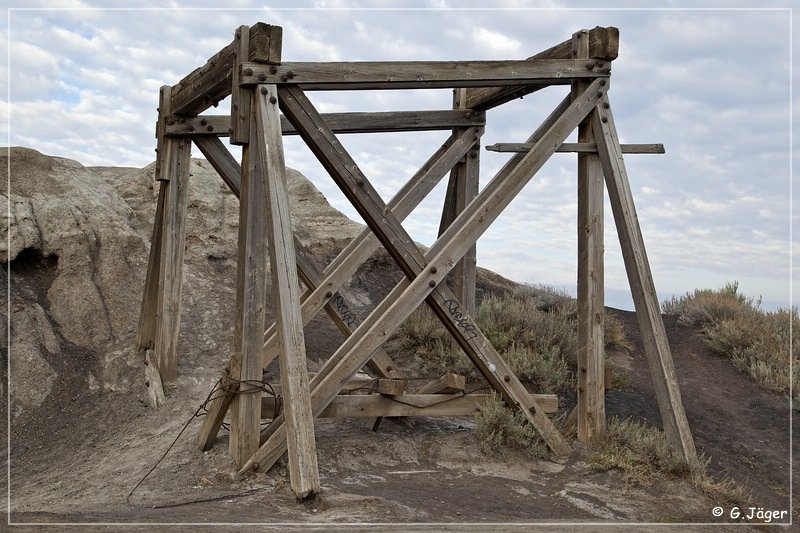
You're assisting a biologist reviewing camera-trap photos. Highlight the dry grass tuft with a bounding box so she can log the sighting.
[589,417,750,507]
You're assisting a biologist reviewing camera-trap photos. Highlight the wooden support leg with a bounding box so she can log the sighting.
[153,136,191,383]
[573,29,606,442]
[228,136,267,467]
[254,85,320,497]
[592,95,697,463]
[136,181,167,407]
[243,81,605,472]
[439,88,479,318]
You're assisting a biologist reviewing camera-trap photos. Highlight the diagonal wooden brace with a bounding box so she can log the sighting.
[592,94,697,463]
[242,80,606,472]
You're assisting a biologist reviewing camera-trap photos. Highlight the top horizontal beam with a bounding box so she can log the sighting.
[465,26,618,110]
[170,22,282,116]
[239,59,608,90]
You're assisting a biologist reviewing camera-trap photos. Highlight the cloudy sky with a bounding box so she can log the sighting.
[3,1,796,310]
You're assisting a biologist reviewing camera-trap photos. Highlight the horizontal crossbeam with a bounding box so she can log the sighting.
[486,142,665,154]
[165,110,485,136]
[239,59,608,90]
[261,393,558,418]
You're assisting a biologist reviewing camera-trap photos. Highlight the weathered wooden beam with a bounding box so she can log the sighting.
[441,88,479,319]
[228,135,266,467]
[254,85,319,497]
[243,83,603,472]
[152,136,191,383]
[465,26,618,110]
[412,373,466,395]
[261,392,558,418]
[166,109,486,136]
[136,182,167,352]
[169,22,281,117]
[592,94,697,463]
[574,29,606,443]
[485,142,665,154]
[240,59,607,90]
[230,25,252,145]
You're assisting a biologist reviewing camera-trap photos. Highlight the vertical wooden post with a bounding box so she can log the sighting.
[573,29,606,442]
[228,132,266,466]
[592,95,697,463]
[255,85,320,498]
[438,88,478,317]
[231,25,252,146]
[151,85,191,384]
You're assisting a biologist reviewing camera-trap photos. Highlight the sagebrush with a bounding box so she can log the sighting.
[387,284,631,395]
[662,281,797,398]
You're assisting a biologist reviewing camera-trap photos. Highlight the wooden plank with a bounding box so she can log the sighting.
[412,373,466,395]
[254,85,319,498]
[573,29,605,443]
[136,181,167,352]
[243,83,604,472]
[261,393,558,418]
[166,109,486,136]
[485,142,665,154]
[592,94,697,463]
[240,59,607,90]
[152,136,191,383]
[169,22,281,117]
[228,126,267,467]
[465,26,618,110]
[230,25,251,145]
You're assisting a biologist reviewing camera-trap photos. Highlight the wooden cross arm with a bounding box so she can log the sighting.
[486,142,665,154]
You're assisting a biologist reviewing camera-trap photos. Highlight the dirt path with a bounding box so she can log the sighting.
[607,310,795,514]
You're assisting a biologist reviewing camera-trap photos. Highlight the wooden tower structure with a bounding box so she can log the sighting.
[136,23,696,499]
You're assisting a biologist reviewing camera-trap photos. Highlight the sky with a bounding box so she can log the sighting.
[2,1,797,311]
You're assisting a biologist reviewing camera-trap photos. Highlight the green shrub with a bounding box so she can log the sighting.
[388,284,632,395]
[474,394,549,458]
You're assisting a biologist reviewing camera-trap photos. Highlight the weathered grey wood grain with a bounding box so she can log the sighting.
[254,85,319,497]
[485,142,665,154]
[240,59,606,90]
[166,109,486,136]
[573,29,606,442]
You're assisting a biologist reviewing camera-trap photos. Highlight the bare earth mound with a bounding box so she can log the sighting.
[2,148,794,530]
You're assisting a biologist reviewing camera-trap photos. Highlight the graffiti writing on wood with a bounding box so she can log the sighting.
[331,293,358,329]
[443,299,478,340]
